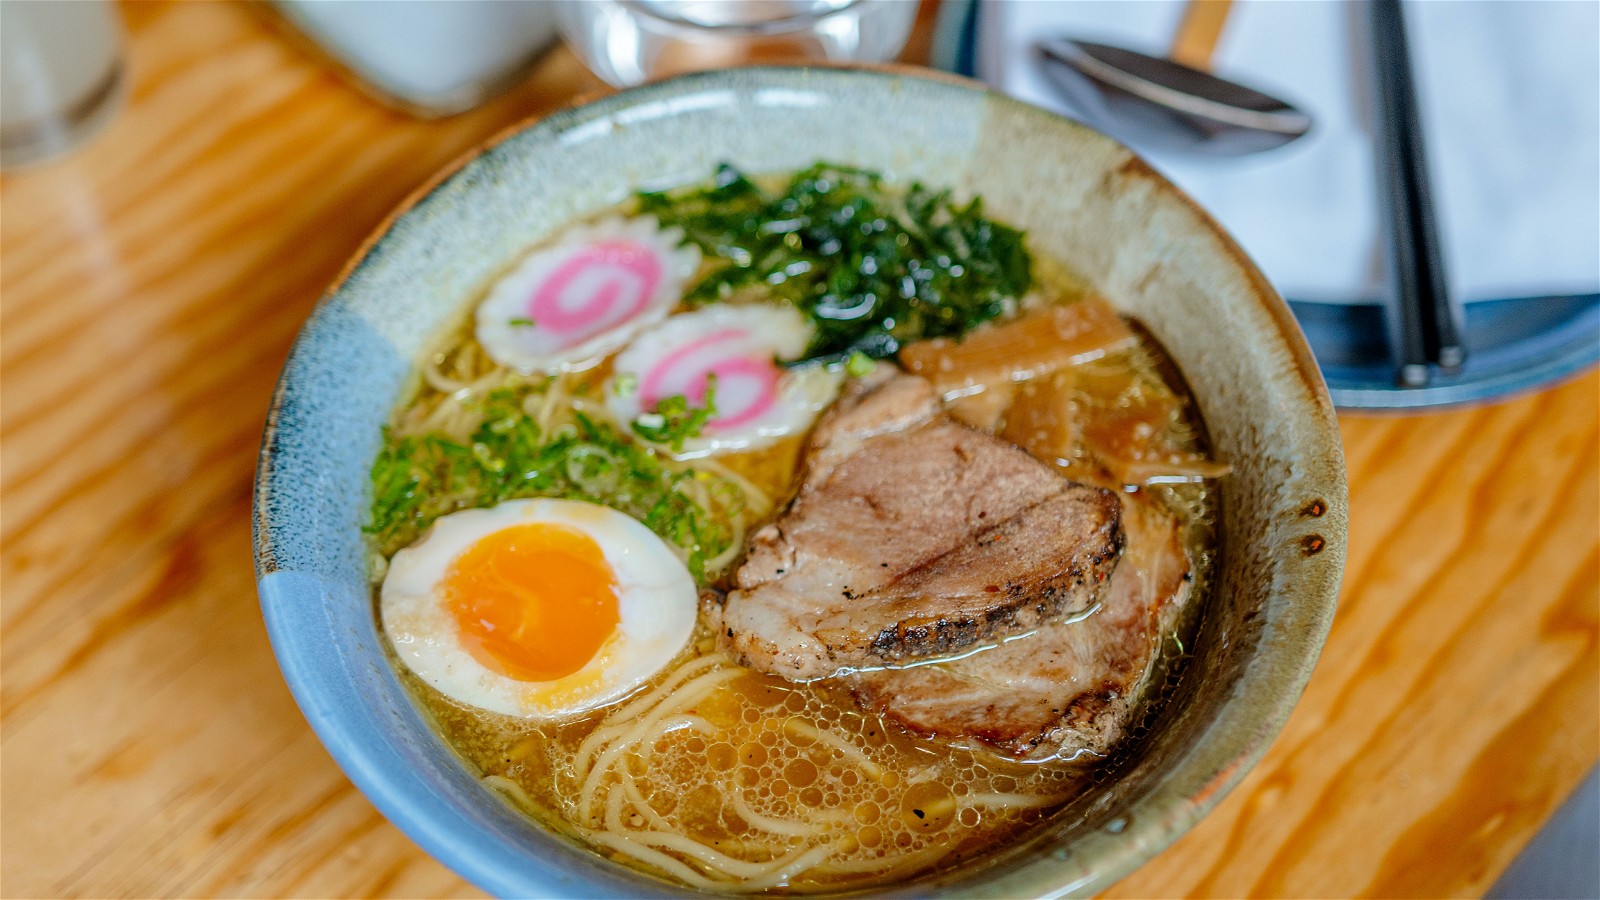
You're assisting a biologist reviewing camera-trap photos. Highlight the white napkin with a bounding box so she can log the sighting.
[977,0,1600,303]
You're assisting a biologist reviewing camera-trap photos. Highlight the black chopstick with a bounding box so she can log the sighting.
[1369,0,1466,385]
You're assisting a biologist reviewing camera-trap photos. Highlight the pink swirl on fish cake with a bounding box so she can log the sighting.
[526,241,663,349]
[638,329,780,430]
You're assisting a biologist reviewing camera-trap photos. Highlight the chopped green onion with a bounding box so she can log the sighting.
[631,376,718,452]
[365,386,735,581]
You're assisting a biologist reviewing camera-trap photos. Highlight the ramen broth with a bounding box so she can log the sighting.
[372,169,1220,893]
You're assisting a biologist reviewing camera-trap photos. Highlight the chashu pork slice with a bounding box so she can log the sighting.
[716,369,1123,681]
[846,497,1192,761]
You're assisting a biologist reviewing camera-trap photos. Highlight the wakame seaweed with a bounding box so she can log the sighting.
[367,387,737,579]
[637,163,1033,360]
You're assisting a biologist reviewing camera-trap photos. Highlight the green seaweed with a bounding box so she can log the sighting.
[637,162,1032,360]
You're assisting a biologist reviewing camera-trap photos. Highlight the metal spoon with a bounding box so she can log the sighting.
[1037,0,1312,156]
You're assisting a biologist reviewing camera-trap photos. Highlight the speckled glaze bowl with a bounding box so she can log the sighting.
[254,66,1346,898]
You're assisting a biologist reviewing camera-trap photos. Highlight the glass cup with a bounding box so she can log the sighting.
[555,0,917,88]
[0,0,125,169]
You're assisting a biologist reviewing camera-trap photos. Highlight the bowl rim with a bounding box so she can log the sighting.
[254,63,1346,899]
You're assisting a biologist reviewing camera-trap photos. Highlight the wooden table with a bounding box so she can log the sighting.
[3,3,1594,897]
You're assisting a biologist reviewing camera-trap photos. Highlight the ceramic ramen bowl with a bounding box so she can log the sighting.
[254,66,1346,898]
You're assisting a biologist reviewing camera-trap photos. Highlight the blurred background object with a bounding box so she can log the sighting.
[938,0,1600,409]
[268,0,559,117]
[0,0,124,168]
[1487,768,1600,900]
[1036,0,1315,158]
[556,0,917,88]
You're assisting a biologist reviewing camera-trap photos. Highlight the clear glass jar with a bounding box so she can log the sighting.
[556,0,917,88]
[0,0,124,168]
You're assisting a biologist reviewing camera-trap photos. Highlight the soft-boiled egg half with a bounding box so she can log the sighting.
[475,217,700,375]
[380,499,697,718]
[606,304,843,458]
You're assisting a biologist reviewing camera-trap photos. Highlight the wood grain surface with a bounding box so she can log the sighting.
[2,3,1595,898]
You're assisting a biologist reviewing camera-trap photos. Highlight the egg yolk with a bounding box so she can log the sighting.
[442,523,620,682]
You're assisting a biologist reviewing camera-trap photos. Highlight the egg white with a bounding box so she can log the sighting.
[380,499,698,719]
[475,216,700,375]
[606,304,844,458]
